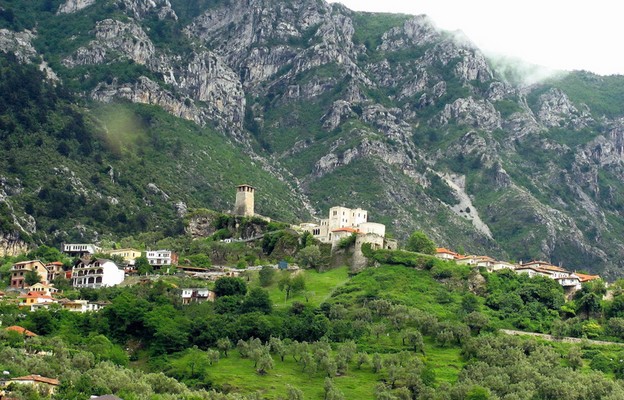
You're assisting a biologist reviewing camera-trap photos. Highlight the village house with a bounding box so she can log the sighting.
[455,255,480,266]
[61,243,101,258]
[4,326,37,338]
[105,248,142,266]
[58,299,109,313]
[180,288,215,304]
[489,260,515,271]
[25,282,58,296]
[71,259,124,289]
[9,375,59,395]
[45,261,64,282]
[9,260,49,289]
[576,272,601,284]
[146,250,178,269]
[435,248,459,260]
[513,265,554,278]
[19,291,56,309]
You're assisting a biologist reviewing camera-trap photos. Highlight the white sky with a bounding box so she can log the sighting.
[328,0,624,76]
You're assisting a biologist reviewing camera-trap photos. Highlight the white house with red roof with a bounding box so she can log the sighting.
[435,248,459,260]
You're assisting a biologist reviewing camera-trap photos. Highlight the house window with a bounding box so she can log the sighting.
[333,211,337,216]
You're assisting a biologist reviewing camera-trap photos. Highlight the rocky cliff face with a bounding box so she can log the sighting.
[4,0,624,276]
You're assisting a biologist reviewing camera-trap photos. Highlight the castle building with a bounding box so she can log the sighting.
[234,184,255,217]
[302,206,386,244]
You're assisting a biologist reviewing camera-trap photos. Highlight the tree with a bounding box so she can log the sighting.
[356,352,369,370]
[256,352,274,375]
[269,337,287,361]
[296,245,322,269]
[242,287,272,314]
[464,312,489,335]
[403,330,425,354]
[405,231,436,254]
[278,273,306,300]
[324,378,344,400]
[567,346,583,371]
[135,256,152,275]
[217,337,232,357]
[259,265,276,287]
[286,385,304,400]
[214,277,247,297]
[24,269,41,286]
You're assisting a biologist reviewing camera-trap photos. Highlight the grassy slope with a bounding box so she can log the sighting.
[201,264,465,398]
[206,352,379,399]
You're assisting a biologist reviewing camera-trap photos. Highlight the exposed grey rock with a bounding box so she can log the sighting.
[147,183,169,201]
[439,97,501,131]
[0,29,37,62]
[57,0,96,14]
[537,88,593,129]
[64,19,155,66]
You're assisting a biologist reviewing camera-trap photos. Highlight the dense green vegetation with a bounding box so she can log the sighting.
[5,244,624,399]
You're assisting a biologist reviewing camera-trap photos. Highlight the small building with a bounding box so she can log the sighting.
[9,260,48,289]
[575,272,601,284]
[25,283,58,296]
[456,255,480,266]
[58,299,109,313]
[489,261,515,272]
[556,275,582,291]
[514,266,554,278]
[435,248,458,261]
[146,250,178,268]
[71,259,124,289]
[475,256,496,268]
[105,248,142,266]
[4,326,37,337]
[10,375,59,395]
[180,288,215,305]
[45,262,64,282]
[19,292,56,308]
[61,243,101,258]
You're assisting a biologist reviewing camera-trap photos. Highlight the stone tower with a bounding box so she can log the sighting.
[234,184,255,216]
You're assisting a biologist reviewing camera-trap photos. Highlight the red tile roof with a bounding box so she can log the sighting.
[11,375,59,385]
[331,227,360,233]
[436,248,457,255]
[575,273,601,283]
[20,292,54,300]
[5,325,37,337]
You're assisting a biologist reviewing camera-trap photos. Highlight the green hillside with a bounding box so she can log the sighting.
[4,248,624,399]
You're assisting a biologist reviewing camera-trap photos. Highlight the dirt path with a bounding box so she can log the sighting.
[500,329,624,346]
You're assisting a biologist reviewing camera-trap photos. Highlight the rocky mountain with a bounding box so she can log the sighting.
[2,0,624,276]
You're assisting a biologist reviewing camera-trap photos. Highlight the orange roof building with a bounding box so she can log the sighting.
[5,325,37,337]
[575,273,601,283]
[435,248,459,260]
[10,375,60,395]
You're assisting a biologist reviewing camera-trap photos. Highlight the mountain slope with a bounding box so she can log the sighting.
[2,0,624,275]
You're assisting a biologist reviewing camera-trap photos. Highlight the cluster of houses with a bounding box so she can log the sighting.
[3,244,184,312]
[435,248,601,293]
